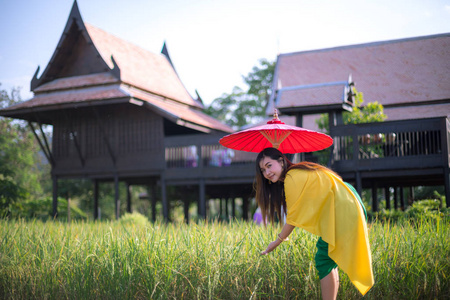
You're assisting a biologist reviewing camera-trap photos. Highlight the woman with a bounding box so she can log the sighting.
[256,148,374,299]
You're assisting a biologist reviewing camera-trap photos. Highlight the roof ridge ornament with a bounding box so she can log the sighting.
[110,55,121,79]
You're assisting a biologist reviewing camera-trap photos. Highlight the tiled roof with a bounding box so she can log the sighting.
[277,81,351,108]
[384,103,450,121]
[126,86,233,133]
[34,73,119,92]
[1,81,233,133]
[269,33,450,120]
[85,23,202,109]
[2,84,129,111]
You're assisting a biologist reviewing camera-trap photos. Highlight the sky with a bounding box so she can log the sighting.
[0,0,449,105]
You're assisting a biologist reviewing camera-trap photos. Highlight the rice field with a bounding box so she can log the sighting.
[0,216,449,299]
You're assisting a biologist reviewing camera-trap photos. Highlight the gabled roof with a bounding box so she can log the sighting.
[84,23,202,109]
[1,78,232,133]
[268,33,450,120]
[29,1,200,108]
[276,79,354,114]
[0,1,234,133]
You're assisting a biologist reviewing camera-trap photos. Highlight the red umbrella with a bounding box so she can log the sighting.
[219,110,333,154]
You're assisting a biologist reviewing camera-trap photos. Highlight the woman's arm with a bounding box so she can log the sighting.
[260,224,295,255]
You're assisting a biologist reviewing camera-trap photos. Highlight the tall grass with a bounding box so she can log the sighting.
[0,216,449,299]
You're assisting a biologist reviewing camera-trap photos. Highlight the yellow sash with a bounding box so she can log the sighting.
[284,169,374,295]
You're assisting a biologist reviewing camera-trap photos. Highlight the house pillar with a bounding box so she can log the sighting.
[445,168,450,208]
[225,198,229,219]
[243,196,249,221]
[114,174,120,219]
[409,186,415,206]
[231,197,236,219]
[52,175,58,218]
[184,191,190,224]
[393,187,399,210]
[399,186,405,210]
[148,184,157,222]
[126,183,132,213]
[94,179,99,220]
[161,175,168,222]
[371,183,378,212]
[385,186,390,210]
[355,172,362,198]
[198,179,206,219]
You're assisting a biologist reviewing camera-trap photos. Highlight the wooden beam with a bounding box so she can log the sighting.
[31,111,55,165]
[37,122,55,166]
[28,121,55,166]
[62,110,85,166]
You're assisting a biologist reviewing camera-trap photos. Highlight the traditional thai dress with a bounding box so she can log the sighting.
[284,168,374,296]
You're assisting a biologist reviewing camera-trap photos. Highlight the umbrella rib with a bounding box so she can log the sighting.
[260,130,291,149]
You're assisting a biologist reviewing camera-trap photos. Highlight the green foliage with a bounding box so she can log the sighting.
[11,197,88,220]
[0,218,449,299]
[118,212,150,227]
[371,199,449,223]
[205,58,275,129]
[0,174,27,217]
[343,89,387,124]
[316,88,387,133]
[0,85,46,216]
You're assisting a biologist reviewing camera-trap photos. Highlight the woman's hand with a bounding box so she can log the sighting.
[260,239,281,255]
[260,224,295,255]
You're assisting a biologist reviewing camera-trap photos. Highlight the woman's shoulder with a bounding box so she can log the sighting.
[285,168,311,184]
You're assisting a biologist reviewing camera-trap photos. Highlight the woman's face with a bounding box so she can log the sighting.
[259,156,284,183]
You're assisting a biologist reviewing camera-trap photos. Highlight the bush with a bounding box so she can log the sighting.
[12,197,87,220]
[118,212,150,227]
[371,198,449,223]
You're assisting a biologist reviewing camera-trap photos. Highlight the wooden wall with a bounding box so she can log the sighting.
[52,103,165,177]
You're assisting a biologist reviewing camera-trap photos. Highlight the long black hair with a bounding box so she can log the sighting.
[254,147,340,225]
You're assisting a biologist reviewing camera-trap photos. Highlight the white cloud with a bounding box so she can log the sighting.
[445,5,450,13]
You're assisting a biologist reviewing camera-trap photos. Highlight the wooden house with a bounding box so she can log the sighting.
[267,33,450,209]
[0,1,255,221]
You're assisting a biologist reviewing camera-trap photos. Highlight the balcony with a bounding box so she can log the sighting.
[163,117,449,201]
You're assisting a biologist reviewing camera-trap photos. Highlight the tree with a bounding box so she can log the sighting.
[205,59,275,129]
[0,84,44,216]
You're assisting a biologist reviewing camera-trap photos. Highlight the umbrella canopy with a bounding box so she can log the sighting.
[219,111,333,154]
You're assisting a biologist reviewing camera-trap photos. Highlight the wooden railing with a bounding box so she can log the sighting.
[163,117,449,180]
[330,117,449,173]
[164,134,256,182]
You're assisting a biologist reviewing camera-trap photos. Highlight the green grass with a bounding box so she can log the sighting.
[0,216,449,299]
